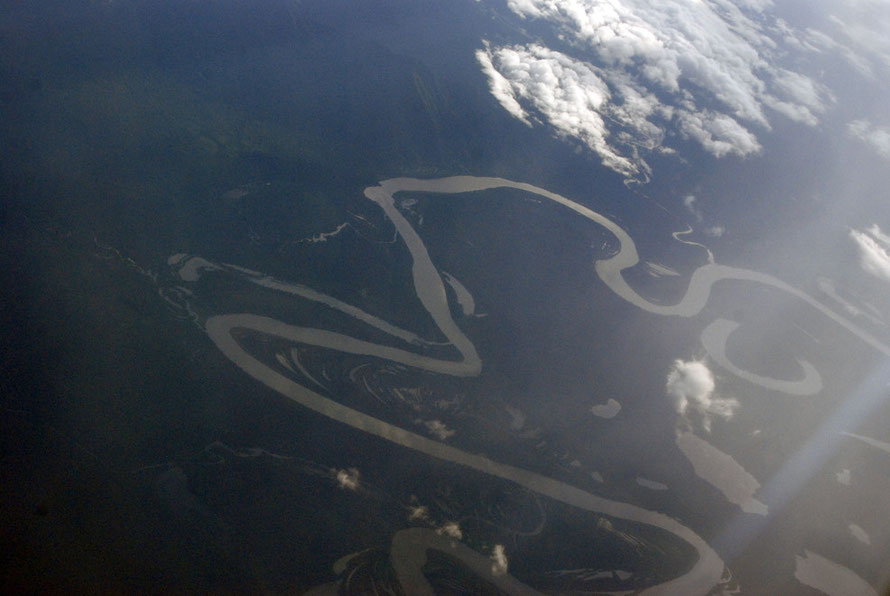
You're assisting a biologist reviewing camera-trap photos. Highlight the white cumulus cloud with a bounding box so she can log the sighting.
[490,544,509,576]
[477,44,532,125]
[436,521,463,539]
[335,467,360,491]
[676,109,761,158]
[666,359,738,432]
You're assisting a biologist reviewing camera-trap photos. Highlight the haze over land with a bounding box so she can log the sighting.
[2,0,890,593]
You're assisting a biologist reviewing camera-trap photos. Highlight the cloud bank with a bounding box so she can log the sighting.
[479,0,835,178]
[666,359,738,432]
[477,43,648,177]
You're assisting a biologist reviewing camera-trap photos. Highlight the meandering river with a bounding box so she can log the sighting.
[172,176,888,594]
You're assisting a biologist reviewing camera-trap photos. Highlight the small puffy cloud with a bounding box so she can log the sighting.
[704,225,725,238]
[490,544,509,576]
[666,359,738,432]
[850,225,890,282]
[335,467,360,491]
[436,521,463,539]
[667,360,714,413]
[408,505,429,521]
[418,419,456,440]
[848,119,890,160]
[589,398,621,419]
